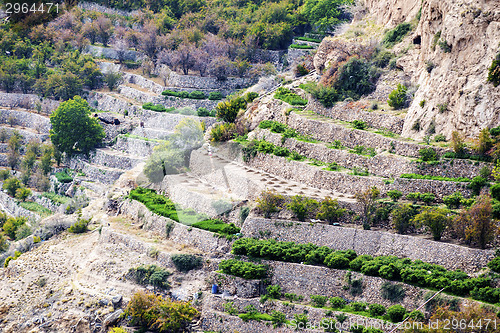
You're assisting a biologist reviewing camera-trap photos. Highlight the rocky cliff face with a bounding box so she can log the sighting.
[316,0,500,140]
[401,0,500,140]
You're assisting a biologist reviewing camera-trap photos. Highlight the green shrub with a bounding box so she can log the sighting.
[420,192,436,204]
[142,102,168,112]
[266,285,282,299]
[387,190,403,202]
[391,203,417,234]
[310,295,328,307]
[2,177,21,197]
[128,264,171,290]
[191,220,240,237]
[469,176,488,195]
[406,310,425,322]
[320,317,338,332]
[287,195,318,221]
[400,173,470,182]
[383,23,412,47]
[300,82,339,108]
[188,90,206,99]
[210,123,237,142]
[55,171,73,183]
[324,252,350,269]
[333,57,377,99]
[372,50,394,68]
[488,257,500,273]
[68,217,90,233]
[406,192,420,203]
[293,313,308,329]
[316,197,346,224]
[219,259,268,279]
[434,134,446,142]
[216,96,247,123]
[387,304,407,322]
[350,302,367,312]
[271,310,287,328]
[419,147,437,161]
[351,120,367,130]
[388,84,407,109]
[368,303,386,316]
[284,293,304,302]
[171,254,203,272]
[488,52,500,87]
[208,91,224,100]
[491,184,500,201]
[274,87,308,106]
[224,301,238,315]
[329,297,346,309]
[351,325,364,333]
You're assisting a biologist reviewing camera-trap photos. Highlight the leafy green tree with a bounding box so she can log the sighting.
[2,177,21,197]
[355,187,380,229]
[316,196,346,223]
[387,84,407,109]
[334,57,377,99]
[49,96,105,155]
[475,128,493,156]
[288,195,318,221]
[412,207,451,241]
[40,146,53,175]
[216,96,247,123]
[15,187,31,202]
[105,71,123,91]
[391,203,417,234]
[301,0,352,32]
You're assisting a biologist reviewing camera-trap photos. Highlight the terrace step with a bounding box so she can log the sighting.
[90,148,145,170]
[131,127,174,140]
[0,125,49,143]
[113,135,162,158]
[189,148,357,205]
[287,110,450,158]
[0,108,51,134]
[253,127,489,179]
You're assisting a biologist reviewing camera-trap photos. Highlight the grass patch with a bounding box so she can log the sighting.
[161,90,207,99]
[400,173,470,183]
[295,36,322,43]
[289,44,315,49]
[41,192,70,205]
[55,171,73,183]
[274,87,308,106]
[18,201,53,218]
[129,187,239,237]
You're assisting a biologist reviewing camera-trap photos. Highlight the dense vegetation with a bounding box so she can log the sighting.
[219,259,268,279]
[128,187,240,237]
[232,237,500,303]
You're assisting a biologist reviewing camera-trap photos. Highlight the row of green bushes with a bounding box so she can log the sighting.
[142,103,216,117]
[296,36,322,43]
[289,44,315,49]
[161,90,224,100]
[128,187,239,237]
[219,259,268,279]
[231,238,500,303]
[400,173,470,183]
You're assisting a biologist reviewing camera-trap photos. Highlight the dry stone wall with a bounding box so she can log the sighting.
[308,99,405,134]
[83,45,143,62]
[287,112,449,158]
[0,92,59,113]
[119,199,232,254]
[0,109,50,134]
[0,191,39,221]
[254,128,490,179]
[167,72,256,91]
[241,218,494,273]
[0,126,48,143]
[113,136,160,157]
[244,153,471,199]
[202,295,393,333]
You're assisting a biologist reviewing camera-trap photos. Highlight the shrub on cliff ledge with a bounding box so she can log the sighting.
[488,52,500,87]
[387,84,407,109]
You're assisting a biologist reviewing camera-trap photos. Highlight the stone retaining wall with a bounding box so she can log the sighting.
[0,109,51,134]
[202,295,393,333]
[308,99,405,134]
[0,126,48,143]
[241,218,494,273]
[119,199,232,254]
[0,92,59,113]
[87,92,141,117]
[123,73,165,94]
[287,112,449,158]
[89,149,143,170]
[0,191,39,221]
[83,45,143,62]
[254,128,490,179]
[287,48,315,66]
[167,72,256,91]
[68,157,124,184]
[244,153,471,199]
[118,85,219,110]
[113,136,160,157]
